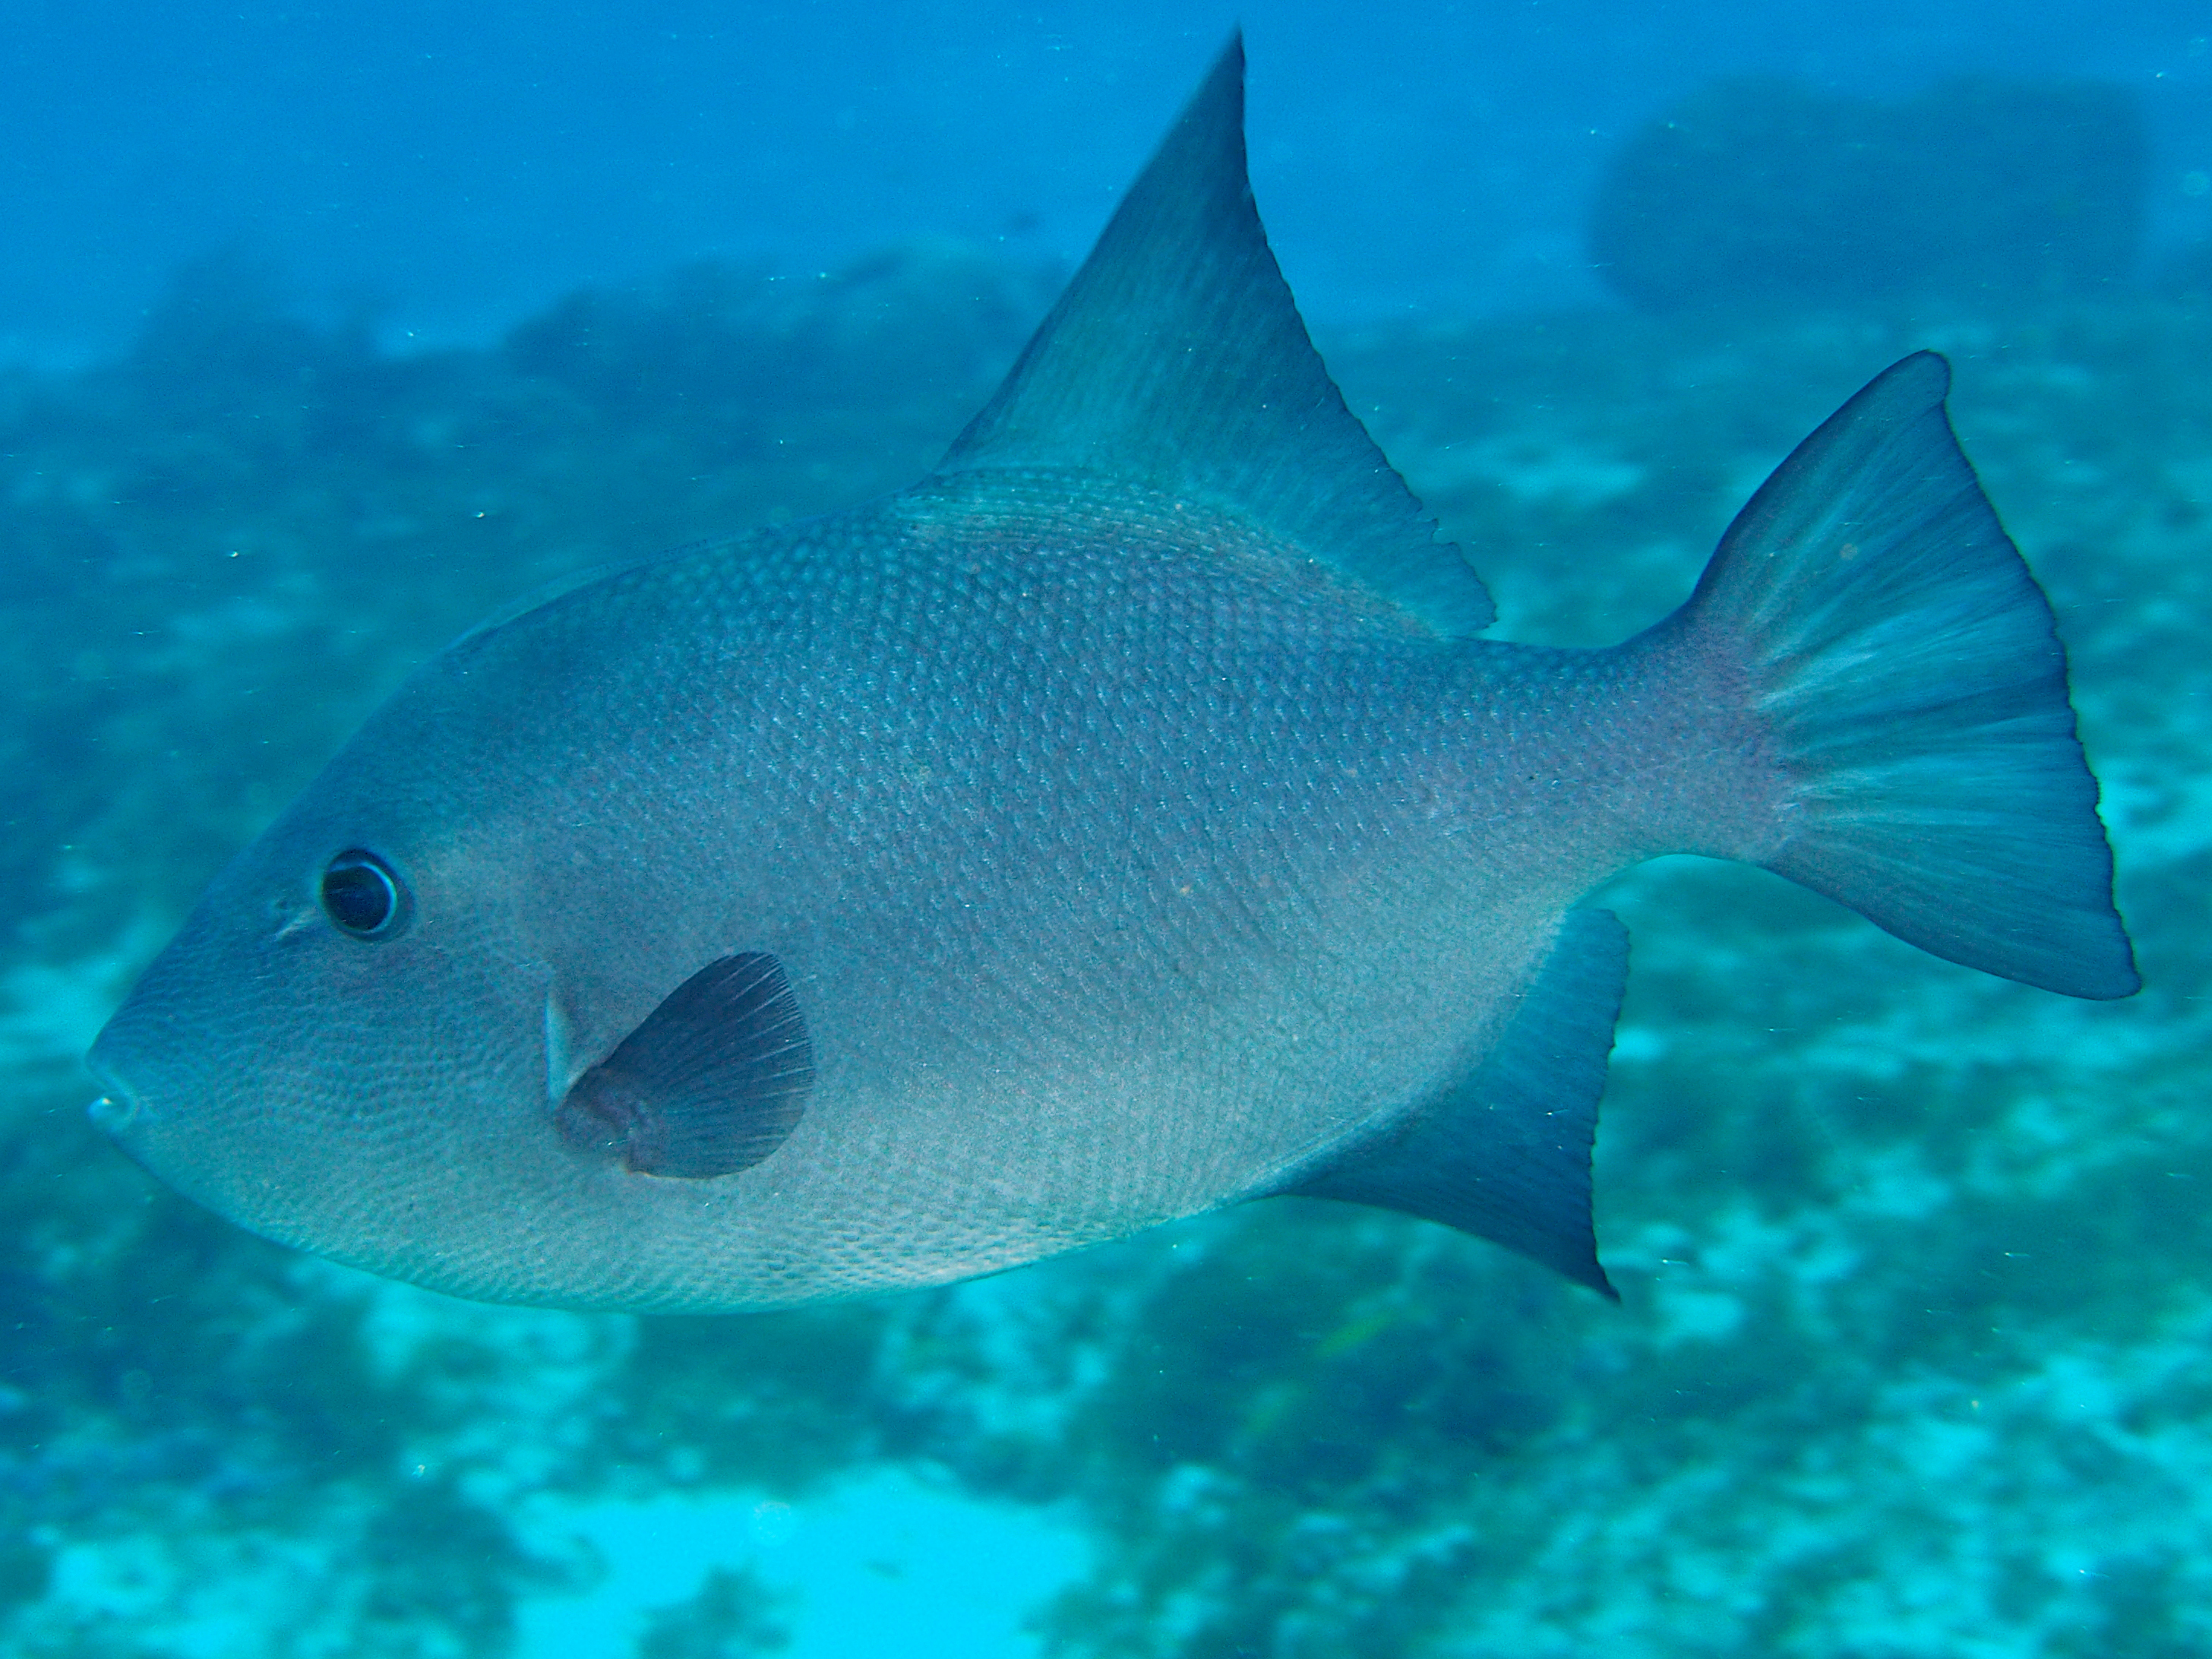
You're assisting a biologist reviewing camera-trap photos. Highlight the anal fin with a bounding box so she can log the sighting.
[1280,910,1628,1297]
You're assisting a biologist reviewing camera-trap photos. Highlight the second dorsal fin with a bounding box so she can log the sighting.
[932,34,1493,638]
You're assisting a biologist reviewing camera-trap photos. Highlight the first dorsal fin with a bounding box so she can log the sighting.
[933,33,1493,637]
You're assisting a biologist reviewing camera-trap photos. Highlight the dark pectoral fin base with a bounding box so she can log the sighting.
[1282,911,1628,1297]
[558,952,814,1180]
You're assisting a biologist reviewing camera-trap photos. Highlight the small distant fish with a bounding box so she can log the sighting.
[86,38,2136,1311]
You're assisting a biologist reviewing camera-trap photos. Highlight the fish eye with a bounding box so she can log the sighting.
[319,850,409,940]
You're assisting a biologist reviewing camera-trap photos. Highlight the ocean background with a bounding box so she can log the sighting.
[6,3,2212,1653]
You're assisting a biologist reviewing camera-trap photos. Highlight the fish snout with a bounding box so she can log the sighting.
[84,1032,160,1146]
[85,1050,149,1135]
[87,1088,142,1134]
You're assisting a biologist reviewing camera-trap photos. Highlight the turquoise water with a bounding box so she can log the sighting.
[5,259,2208,1652]
[8,8,2212,1648]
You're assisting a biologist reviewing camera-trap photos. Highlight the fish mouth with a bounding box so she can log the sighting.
[82,1044,185,1190]
[84,1048,150,1138]
[87,1090,140,1133]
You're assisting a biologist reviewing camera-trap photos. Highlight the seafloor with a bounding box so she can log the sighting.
[2,247,2209,1657]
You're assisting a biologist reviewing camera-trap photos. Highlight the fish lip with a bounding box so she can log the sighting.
[83,1049,149,1136]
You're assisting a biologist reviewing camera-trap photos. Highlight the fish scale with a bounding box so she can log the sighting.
[86,36,2134,1312]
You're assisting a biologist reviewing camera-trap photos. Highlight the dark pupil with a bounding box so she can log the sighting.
[321,854,398,936]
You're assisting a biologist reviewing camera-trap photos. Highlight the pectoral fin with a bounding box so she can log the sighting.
[1280,910,1628,1297]
[556,952,814,1179]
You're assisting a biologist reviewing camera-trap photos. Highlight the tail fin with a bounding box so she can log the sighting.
[1676,351,2137,1000]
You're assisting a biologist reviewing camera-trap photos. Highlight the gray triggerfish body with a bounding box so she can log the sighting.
[86,39,2137,1311]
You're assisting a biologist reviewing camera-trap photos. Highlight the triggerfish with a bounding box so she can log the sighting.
[86,38,2136,1310]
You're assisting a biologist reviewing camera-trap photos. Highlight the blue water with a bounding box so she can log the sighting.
[6,3,2212,1653]
[6,1,2211,362]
